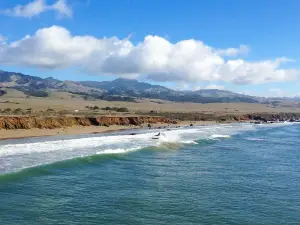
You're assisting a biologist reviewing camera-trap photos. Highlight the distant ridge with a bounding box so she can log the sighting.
[0,69,282,104]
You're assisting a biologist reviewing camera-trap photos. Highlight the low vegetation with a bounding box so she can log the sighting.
[0,100,20,104]
[0,89,7,96]
[85,106,100,110]
[69,91,137,102]
[22,89,49,97]
[85,106,129,112]
[101,107,129,112]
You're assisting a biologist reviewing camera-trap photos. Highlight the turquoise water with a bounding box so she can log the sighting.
[0,123,300,224]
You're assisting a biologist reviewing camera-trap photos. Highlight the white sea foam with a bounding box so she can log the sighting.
[0,123,290,173]
[210,134,231,139]
[246,138,264,141]
[97,147,141,155]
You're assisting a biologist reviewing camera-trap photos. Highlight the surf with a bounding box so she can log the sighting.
[0,123,292,174]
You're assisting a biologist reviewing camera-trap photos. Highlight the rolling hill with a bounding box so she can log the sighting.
[0,69,263,103]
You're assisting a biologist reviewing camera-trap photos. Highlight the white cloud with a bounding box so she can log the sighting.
[173,82,201,91]
[191,85,202,91]
[0,0,72,18]
[238,90,251,95]
[294,93,300,97]
[268,88,285,97]
[51,0,72,18]
[173,83,189,91]
[204,84,225,90]
[0,34,6,43]
[217,58,298,85]
[216,45,249,57]
[0,25,299,85]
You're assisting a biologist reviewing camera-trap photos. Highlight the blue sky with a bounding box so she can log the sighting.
[0,0,300,97]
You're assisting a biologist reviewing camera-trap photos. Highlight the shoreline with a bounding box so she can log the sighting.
[0,121,217,141]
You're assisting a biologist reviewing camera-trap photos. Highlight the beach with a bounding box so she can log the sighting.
[0,120,217,140]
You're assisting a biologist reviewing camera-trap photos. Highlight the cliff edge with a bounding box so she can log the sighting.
[0,116,177,130]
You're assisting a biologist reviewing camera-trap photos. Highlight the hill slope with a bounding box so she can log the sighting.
[0,69,260,103]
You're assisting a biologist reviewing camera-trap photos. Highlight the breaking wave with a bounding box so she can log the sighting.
[0,123,292,174]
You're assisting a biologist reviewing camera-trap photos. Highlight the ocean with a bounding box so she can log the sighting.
[0,123,299,224]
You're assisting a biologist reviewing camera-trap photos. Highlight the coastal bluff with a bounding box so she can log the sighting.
[0,116,177,130]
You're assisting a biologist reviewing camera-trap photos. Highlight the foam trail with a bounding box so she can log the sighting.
[0,123,290,173]
[246,138,264,141]
[210,134,231,139]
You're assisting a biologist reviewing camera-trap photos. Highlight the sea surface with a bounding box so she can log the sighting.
[0,123,299,224]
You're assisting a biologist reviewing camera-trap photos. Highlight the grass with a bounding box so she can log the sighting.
[1,90,300,118]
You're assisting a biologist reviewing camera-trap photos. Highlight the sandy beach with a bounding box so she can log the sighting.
[0,120,217,140]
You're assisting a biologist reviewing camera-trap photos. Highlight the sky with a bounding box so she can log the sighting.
[0,0,300,97]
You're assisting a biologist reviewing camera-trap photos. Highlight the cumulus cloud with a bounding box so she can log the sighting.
[204,84,225,90]
[0,34,6,43]
[216,45,249,57]
[0,25,299,85]
[217,58,299,85]
[0,0,72,18]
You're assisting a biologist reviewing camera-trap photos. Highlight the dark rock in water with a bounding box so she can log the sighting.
[254,121,261,124]
[190,124,193,126]
[130,133,137,135]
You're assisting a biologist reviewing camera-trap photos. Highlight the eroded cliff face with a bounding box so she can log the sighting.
[0,116,177,130]
[0,113,299,130]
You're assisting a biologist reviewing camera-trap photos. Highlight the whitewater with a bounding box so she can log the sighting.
[0,123,291,174]
[1,122,300,224]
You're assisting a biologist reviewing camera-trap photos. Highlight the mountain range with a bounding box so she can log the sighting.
[0,69,293,104]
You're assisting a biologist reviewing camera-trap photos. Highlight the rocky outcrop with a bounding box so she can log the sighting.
[245,113,300,122]
[223,113,300,123]
[0,116,177,130]
[150,112,300,123]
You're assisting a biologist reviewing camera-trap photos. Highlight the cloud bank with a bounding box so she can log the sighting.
[0,0,72,18]
[0,26,298,85]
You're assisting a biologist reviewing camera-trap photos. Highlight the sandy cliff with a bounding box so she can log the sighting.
[0,116,177,130]
[0,112,299,131]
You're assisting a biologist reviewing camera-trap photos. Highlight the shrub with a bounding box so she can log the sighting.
[116,107,129,112]
[0,89,7,96]
[3,108,12,113]
[22,90,49,97]
[13,108,23,114]
[102,106,112,111]
[101,106,129,112]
